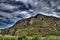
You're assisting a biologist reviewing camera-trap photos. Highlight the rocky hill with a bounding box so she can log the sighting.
[0,14,60,36]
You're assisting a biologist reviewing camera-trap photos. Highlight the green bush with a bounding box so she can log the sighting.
[32,35,41,40]
[18,35,28,40]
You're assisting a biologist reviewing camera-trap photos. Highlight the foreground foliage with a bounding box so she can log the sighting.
[0,35,60,40]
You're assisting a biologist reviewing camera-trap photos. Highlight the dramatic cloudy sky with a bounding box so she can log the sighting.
[0,0,60,29]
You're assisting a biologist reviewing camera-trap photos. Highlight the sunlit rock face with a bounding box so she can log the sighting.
[0,0,60,29]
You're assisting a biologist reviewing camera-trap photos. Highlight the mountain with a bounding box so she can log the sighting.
[0,14,60,36]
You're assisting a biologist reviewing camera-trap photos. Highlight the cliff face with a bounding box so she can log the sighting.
[0,14,60,36]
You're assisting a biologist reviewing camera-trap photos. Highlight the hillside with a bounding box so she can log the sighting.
[0,14,60,36]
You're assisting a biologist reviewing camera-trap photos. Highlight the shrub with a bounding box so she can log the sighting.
[32,35,41,40]
[18,34,28,40]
